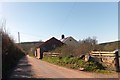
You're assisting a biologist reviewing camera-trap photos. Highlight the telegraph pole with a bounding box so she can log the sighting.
[18,32,20,44]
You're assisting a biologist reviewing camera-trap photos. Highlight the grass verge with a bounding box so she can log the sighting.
[42,56,112,73]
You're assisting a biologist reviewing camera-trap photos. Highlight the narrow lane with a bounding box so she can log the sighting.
[10,55,119,78]
[10,56,34,78]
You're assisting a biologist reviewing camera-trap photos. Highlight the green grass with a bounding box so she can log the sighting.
[42,56,109,73]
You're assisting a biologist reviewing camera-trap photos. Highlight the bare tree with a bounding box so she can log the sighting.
[75,37,98,56]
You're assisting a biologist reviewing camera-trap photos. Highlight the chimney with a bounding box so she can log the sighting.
[61,35,65,39]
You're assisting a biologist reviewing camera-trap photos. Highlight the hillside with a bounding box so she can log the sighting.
[19,41,44,52]
[99,40,120,51]
[19,40,119,53]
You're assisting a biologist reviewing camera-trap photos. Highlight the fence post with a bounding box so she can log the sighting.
[114,51,119,72]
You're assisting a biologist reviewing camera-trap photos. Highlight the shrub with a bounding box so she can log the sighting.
[52,37,99,57]
[84,61,105,71]
[77,59,86,67]
[1,28,25,78]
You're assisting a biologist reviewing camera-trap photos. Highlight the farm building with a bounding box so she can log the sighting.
[34,37,64,59]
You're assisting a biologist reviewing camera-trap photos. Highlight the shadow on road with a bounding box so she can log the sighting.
[10,56,33,78]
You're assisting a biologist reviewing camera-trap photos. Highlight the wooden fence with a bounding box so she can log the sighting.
[90,51,116,57]
[43,52,60,57]
[90,50,120,72]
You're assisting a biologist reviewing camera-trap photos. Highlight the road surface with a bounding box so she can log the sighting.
[10,55,119,78]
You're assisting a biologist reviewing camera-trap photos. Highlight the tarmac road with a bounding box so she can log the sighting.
[10,55,119,79]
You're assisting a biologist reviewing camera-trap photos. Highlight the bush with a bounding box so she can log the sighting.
[83,61,105,71]
[51,45,76,57]
[52,37,98,57]
[77,59,86,67]
[1,28,25,78]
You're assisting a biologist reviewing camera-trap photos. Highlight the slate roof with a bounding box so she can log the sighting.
[60,36,77,43]
[60,37,69,43]
[37,37,64,48]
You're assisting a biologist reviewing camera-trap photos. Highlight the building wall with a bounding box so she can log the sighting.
[35,37,63,59]
[34,50,37,57]
[36,48,40,59]
[64,37,78,47]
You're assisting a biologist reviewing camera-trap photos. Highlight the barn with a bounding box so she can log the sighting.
[34,37,64,59]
